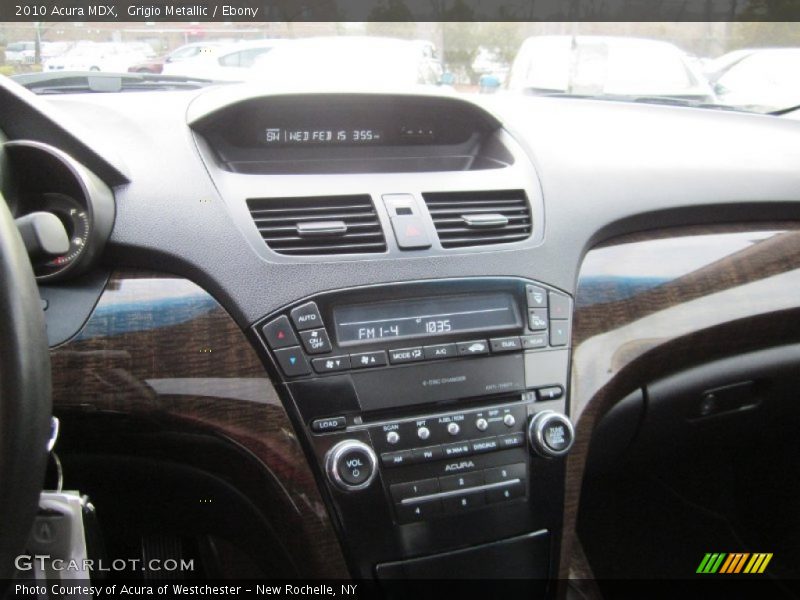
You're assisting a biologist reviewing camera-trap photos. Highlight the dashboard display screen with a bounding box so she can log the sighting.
[334,293,521,346]
[264,127,385,146]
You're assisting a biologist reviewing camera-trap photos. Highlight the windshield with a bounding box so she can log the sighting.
[3,21,800,113]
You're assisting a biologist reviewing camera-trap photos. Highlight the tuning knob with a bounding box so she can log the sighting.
[325,440,378,491]
[527,411,575,458]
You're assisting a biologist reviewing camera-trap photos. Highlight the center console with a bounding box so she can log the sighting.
[250,277,573,583]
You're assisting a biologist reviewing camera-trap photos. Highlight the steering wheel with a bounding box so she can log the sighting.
[0,193,52,579]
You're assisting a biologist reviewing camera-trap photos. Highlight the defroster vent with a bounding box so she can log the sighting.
[423,190,532,248]
[247,195,387,256]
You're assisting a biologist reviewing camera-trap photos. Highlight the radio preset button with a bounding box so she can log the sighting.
[311,355,350,373]
[423,343,457,360]
[490,337,522,353]
[350,351,387,369]
[456,340,489,356]
[447,422,461,436]
[390,478,439,502]
[503,414,516,427]
[389,347,424,364]
[386,431,400,445]
[442,491,486,512]
[484,463,526,484]
[396,499,441,523]
[475,418,489,431]
[486,482,525,504]
[290,302,323,331]
[440,471,484,492]
[526,285,547,308]
[262,316,299,350]
[528,309,548,331]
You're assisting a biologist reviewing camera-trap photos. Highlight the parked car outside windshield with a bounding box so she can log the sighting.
[247,37,443,88]
[712,48,800,113]
[507,35,714,103]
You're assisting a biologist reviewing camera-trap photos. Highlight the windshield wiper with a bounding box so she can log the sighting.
[10,71,222,94]
[526,90,747,112]
[769,103,800,116]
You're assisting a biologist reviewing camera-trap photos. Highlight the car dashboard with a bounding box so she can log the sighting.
[3,77,800,589]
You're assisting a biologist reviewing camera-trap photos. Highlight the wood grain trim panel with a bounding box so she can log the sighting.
[562,225,800,579]
[50,270,349,578]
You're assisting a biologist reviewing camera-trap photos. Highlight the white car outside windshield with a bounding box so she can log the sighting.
[508,35,712,101]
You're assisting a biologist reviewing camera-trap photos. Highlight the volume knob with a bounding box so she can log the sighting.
[527,411,575,458]
[325,440,378,491]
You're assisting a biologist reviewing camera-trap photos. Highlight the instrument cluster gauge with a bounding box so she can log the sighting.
[35,193,91,278]
[4,140,115,282]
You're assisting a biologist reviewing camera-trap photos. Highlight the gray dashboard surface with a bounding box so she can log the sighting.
[18,85,800,327]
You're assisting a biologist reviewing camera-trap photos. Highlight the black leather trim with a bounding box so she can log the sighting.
[0,192,51,579]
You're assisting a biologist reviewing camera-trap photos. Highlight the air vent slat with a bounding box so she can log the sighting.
[247,195,386,256]
[434,224,532,234]
[252,212,378,223]
[423,190,532,249]
[249,204,372,215]
[271,242,388,255]
[423,199,526,208]
[432,215,530,225]
[438,234,530,246]
[258,222,381,234]
[261,232,385,243]
[428,206,527,215]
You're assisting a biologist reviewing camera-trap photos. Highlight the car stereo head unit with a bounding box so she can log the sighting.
[249,277,574,579]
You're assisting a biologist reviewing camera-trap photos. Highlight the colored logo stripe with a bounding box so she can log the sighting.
[719,553,749,573]
[697,552,773,574]
[697,553,726,573]
[744,553,773,574]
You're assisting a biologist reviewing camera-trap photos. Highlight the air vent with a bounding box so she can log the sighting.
[422,190,532,248]
[247,195,386,256]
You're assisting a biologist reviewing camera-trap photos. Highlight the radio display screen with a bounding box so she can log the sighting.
[333,293,521,346]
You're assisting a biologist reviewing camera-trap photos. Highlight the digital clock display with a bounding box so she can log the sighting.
[264,127,384,145]
[333,293,521,346]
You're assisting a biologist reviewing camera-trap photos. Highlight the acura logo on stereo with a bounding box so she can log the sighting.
[444,460,476,472]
